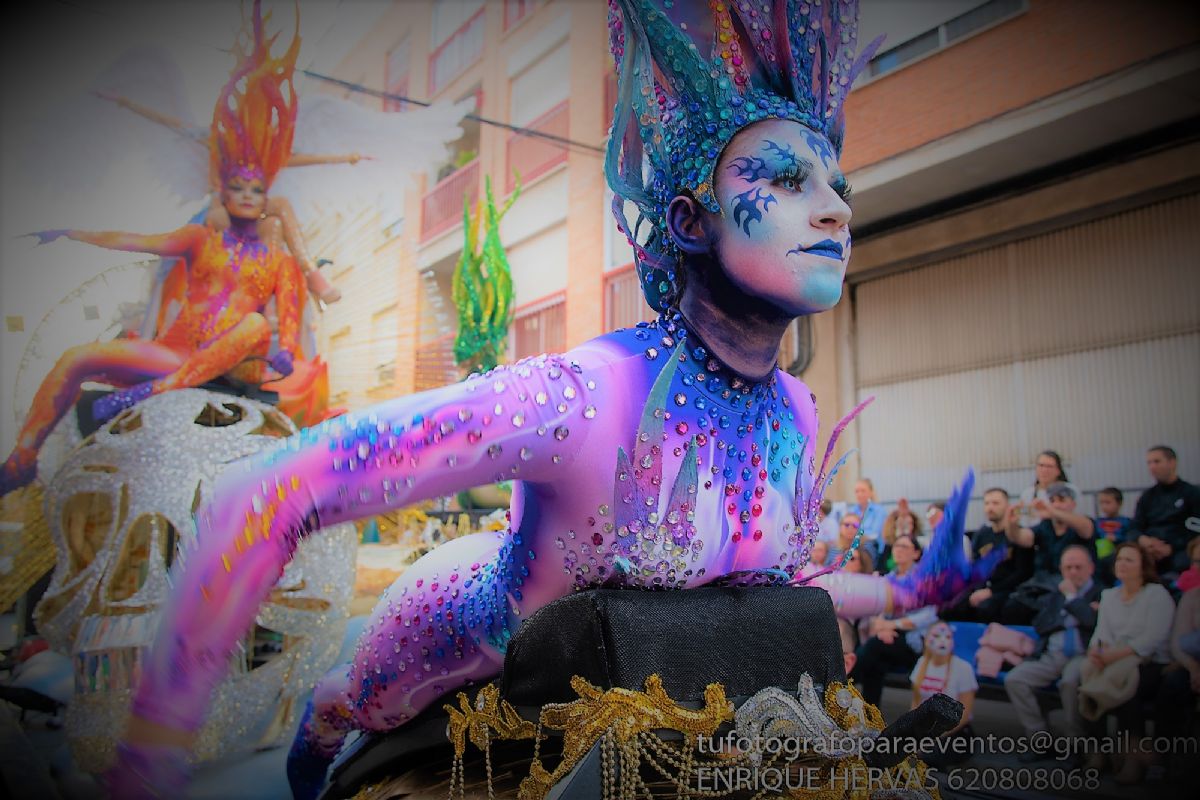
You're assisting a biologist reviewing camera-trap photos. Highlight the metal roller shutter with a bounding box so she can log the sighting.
[852,193,1200,512]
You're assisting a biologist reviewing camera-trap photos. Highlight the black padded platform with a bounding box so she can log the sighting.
[322,585,844,798]
[500,585,845,705]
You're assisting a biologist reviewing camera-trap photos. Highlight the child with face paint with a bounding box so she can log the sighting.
[910,620,979,768]
[109,3,1001,797]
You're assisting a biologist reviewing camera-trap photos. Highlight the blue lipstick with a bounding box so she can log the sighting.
[787,239,844,259]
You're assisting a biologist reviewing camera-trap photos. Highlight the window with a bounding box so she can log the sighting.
[429,0,486,95]
[504,0,535,31]
[866,0,1025,80]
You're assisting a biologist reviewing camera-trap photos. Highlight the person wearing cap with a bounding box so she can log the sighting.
[1006,482,1097,577]
[999,482,1098,624]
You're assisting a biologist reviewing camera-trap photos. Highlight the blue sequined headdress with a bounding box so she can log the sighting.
[605,0,881,313]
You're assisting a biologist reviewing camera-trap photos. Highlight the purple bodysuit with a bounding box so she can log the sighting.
[116,316,982,796]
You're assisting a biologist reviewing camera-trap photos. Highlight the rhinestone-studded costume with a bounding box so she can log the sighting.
[114,317,992,798]
[112,1,999,797]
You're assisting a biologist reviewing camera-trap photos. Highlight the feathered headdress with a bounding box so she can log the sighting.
[210,0,300,188]
[605,0,882,313]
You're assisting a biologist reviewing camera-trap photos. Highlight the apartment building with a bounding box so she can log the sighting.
[824,0,1200,507]
[310,0,1199,509]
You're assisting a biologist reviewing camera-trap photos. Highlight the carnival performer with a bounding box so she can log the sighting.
[110,2,1000,797]
[0,5,304,495]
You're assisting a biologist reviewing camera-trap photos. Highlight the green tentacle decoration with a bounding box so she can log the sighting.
[452,173,522,372]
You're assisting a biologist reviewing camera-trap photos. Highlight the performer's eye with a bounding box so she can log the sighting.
[831,177,854,204]
[772,169,806,192]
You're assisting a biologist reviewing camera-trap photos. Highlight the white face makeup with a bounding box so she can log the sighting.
[710,119,853,316]
[926,623,954,657]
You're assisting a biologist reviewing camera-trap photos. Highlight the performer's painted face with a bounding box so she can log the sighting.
[222,175,268,220]
[712,119,852,316]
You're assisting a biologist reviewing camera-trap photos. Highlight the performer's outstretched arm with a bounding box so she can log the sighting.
[126,355,593,738]
[35,225,205,259]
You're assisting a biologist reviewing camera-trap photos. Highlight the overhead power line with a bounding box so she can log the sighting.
[300,70,606,156]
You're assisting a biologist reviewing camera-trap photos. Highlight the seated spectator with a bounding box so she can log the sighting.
[1129,445,1200,579]
[1175,536,1200,594]
[1094,486,1132,584]
[1001,483,1097,624]
[947,488,1035,622]
[1018,450,1076,528]
[911,621,977,768]
[876,498,921,574]
[849,478,886,554]
[828,512,861,565]
[838,541,874,676]
[1075,542,1175,784]
[817,498,838,543]
[1094,487,1133,550]
[887,533,922,581]
[810,539,830,568]
[919,501,945,551]
[840,617,858,676]
[1003,545,1101,761]
[1147,583,1200,781]
[850,536,935,705]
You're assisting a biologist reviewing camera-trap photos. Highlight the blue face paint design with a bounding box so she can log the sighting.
[800,129,837,170]
[728,156,772,181]
[763,139,799,171]
[731,188,777,236]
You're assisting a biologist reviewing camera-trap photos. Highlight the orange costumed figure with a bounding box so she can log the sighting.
[1,6,316,494]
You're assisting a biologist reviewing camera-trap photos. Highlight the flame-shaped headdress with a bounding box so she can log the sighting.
[605,0,882,313]
[210,0,300,188]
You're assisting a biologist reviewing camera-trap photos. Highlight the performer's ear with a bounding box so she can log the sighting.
[666,194,715,256]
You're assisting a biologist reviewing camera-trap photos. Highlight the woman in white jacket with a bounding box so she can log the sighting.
[1078,541,1176,783]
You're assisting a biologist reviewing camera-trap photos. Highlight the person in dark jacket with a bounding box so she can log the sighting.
[945,488,1034,622]
[1130,445,1200,578]
[1004,545,1102,760]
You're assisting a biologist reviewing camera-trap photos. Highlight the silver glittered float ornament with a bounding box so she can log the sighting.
[33,388,356,772]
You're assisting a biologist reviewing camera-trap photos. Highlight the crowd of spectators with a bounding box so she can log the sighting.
[826,444,1200,785]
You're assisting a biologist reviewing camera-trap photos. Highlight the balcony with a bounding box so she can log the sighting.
[506,100,569,193]
[420,158,480,242]
[413,332,460,392]
[603,264,658,331]
[428,8,485,97]
[512,294,566,360]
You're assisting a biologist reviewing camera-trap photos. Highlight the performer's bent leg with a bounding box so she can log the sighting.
[1,340,182,493]
[287,532,512,799]
[93,313,272,423]
[154,312,272,392]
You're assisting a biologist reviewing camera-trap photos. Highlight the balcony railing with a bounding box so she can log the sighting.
[420,158,480,242]
[512,294,566,360]
[428,8,485,96]
[603,264,658,331]
[506,101,569,193]
[413,332,460,392]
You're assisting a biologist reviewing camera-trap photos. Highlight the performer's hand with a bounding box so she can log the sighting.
[270,350,294,377]
[26,229,69,245]
[1189,668,1200,694]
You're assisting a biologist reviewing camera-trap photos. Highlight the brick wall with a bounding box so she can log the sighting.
[842,0,1200,171]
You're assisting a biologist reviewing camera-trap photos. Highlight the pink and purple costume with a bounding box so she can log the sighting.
[112,2,999,797]
[116,317,990,797]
